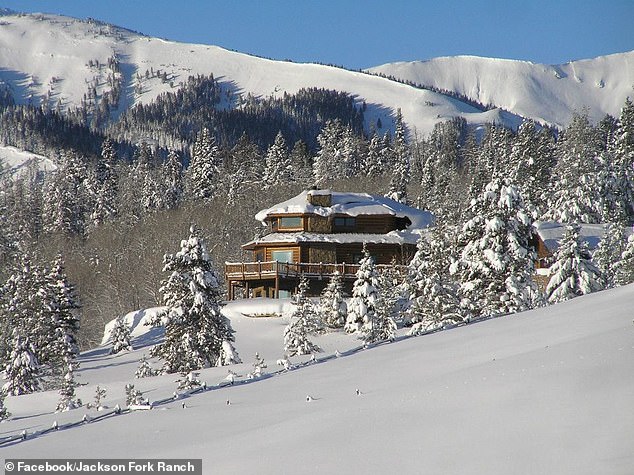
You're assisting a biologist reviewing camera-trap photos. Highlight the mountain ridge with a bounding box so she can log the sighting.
[0,11,632,137]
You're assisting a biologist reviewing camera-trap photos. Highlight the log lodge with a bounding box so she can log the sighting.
[225,189,434,299]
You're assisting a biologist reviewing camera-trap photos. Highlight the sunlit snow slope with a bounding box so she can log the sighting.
[368,52,634,128]
[3,285,633,475]
[0,12,528,136]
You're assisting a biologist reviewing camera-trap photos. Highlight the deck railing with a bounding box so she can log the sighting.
[225,261,403,280]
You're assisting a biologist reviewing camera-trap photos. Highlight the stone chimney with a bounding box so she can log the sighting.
[307,189,332,207]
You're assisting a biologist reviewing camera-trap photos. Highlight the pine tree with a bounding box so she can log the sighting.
[0,389,10,421]
[185,127,222,201]
[263,131,293,188]
[385,109,410,204]
[135,355,156,378]
[92,385,107,411]
[451,177,538,319]
[55,355,81,412]
[162,150,183,210]
[313,119,346,185]
[545,113,604,223]
[318,271,347,329]
[610,98,634,223]
[247,352,267,379]
[42,150,89,236]
[45,255,81,372]
[109,315,132,355]
[284,275,322,356]
[408,227,463,334]
[365,132,387,176]
[364,267,399,344]
[345,247,380,334]
[614,233,634,286]
[545,223,604,303]
[3,331,41,396]
[151,226,240,374]
[125,384,148,406]
[593,223,626,288]
[90,138,119,227]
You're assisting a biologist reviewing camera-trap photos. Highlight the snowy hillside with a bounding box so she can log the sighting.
[0,12,527,136]
[368,52,634,128]
[0,145,56,177]
[3,285,634,474]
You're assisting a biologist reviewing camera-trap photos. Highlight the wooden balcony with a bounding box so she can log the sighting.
[224,260,405,299]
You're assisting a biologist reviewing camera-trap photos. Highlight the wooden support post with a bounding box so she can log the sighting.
[275,276,279,299]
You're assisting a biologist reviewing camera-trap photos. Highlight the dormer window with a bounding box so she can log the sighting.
[334,216,356,230]
[277,216,303,230]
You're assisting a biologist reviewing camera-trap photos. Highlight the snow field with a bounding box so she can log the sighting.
[1,285,633,474]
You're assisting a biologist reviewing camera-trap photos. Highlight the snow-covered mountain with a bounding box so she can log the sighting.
[0,11,521,137]
[3,285,634,474]
[368,52,634,129]
[1,12,624,140]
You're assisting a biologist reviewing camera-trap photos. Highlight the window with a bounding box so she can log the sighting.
[272,250,294,263]
[334,216,356,229]
[278,216,303,229]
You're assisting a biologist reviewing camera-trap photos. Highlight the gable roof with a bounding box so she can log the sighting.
[254,189,434,230]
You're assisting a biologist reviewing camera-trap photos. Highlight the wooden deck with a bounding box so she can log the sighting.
[224,260,405,299]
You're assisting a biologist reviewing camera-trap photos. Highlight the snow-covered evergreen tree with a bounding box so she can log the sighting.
[3,331,41,396]
[318,271,347,329]
[0,389,10,421]
[135,355,156,378]
[55,355,81,412]
[545,223,604,303]
[42,150,89,236]
[545,113,604,223]
[247,352,267,379]
[363,290,397,344]
[185,128,222,201]
[125,384,148,406]
[284,275,322,357]
[313,119,346,184]
[263,131,293,188]
[365,132,387,176]
[162,150,183,210]
[408,227,463,335]
[614,233,634,286]
[92,385,107,411]
[45,255,80,372]
[451,177,538,319]
[345,247,380,334]
[151,226,239,374]
[593,223,626,288]
[385,109,410,204]
[109,315,132,355]
[90,138,119,227]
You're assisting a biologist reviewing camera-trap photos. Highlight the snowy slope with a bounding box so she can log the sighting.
[0,145,56,177]
[2,285,634,474]
[368,52,634,128]
[0,12,524,136]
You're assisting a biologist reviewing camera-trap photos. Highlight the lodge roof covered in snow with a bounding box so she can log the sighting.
[534,221,633,253]
[255,189,434,229]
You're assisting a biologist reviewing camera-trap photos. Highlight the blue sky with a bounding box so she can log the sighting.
[2,0,632,69]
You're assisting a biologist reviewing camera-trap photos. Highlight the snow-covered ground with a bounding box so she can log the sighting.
[367,52,634,128]
[0,145,56,177]
[2,285,633,474]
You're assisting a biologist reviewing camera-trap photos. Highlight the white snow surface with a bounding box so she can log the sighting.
[2,285,634,474]
[255,190,435,229]
[535,221,634,253]
[0,145,56,177]
[367,52,634,128]
[0,12,532,136]
[242,230,423,248]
